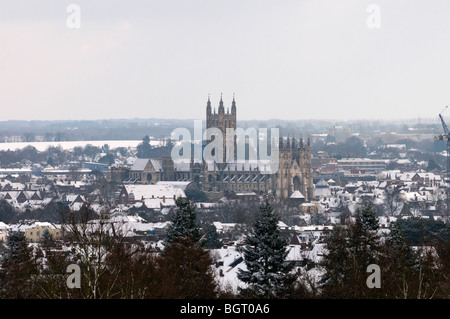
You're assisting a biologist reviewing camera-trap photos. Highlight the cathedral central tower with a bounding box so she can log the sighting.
[206,94,237,164]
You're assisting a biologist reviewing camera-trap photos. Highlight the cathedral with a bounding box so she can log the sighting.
[117,95,314,202]
[201,94,314,201]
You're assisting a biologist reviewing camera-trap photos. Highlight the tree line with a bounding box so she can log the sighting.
[0,199,449,299]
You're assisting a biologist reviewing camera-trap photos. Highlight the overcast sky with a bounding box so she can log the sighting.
[1,0,450,122]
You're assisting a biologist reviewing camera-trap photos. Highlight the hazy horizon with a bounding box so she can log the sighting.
[0,116,440,124]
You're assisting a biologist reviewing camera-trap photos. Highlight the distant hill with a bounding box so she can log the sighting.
[0,117,441,143]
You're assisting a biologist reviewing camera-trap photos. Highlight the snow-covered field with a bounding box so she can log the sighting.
[0,140,162,152]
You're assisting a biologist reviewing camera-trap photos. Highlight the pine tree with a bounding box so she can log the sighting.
[42,228,53,246]
[380,221,417,298]
[203,224,223,249]
[37,228,72,299]
[349,203,381,266]
[318,224,353,297]
[137,135,152,158]
[386,221,414,263]
[320,202,383,298]
[156,237,219,298]
[0,231,40,298]
[358,201,379,233]
[165,197,201,245]
[237,201,295,298]
[160,197,218,298]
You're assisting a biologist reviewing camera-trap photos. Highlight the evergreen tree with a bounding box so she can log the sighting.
[165,197,201,245]
[358,202,379,233]
[36,228,72,298]
[160,198,219,298]
[185,188,209,203]
[237,201,296,298]
[385,221,415,263]
[0,231,40,298]
[349,203,381,266]
[203,224,223,249]
[42,228,53,246]
[380,221,417,298]
[320,202,382,298]
[136,135,152,158]
[156,237,219,298]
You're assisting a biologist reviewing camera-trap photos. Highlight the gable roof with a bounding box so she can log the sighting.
[150,159,163,172]
[289,234,301,245]
[290,190,305,199]
[315,178,330,188]
[130,158,150,171]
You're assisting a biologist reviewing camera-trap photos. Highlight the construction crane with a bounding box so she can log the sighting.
[436,106,450,219]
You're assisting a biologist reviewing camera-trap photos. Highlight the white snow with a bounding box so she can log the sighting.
[0,140,163,152]
[211,246,247,293]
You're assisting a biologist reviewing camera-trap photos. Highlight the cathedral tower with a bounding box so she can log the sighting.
[206,94,237,164]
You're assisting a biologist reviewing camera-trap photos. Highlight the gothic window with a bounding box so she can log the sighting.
[293,176,301,191]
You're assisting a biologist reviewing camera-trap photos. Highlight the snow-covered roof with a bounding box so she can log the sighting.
[304,243,326,264]
[278,221,289,229]
[156,181,196,191]
[130,158,149,171]
[35,222,60,229]
[143,197,177,209]
[286,245,303,262]
[290,190,305,199]
[124,184,186,201]
[235,191,258,196]
[315,178,330,188]
[213,222,237,233]
[150,159,163,172]
[0,180,26,190]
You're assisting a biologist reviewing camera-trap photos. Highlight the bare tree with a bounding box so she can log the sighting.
[63,205,135,298]
[383,185,403,216]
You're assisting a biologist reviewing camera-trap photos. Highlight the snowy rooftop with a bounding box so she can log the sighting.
[290,190,305,199]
